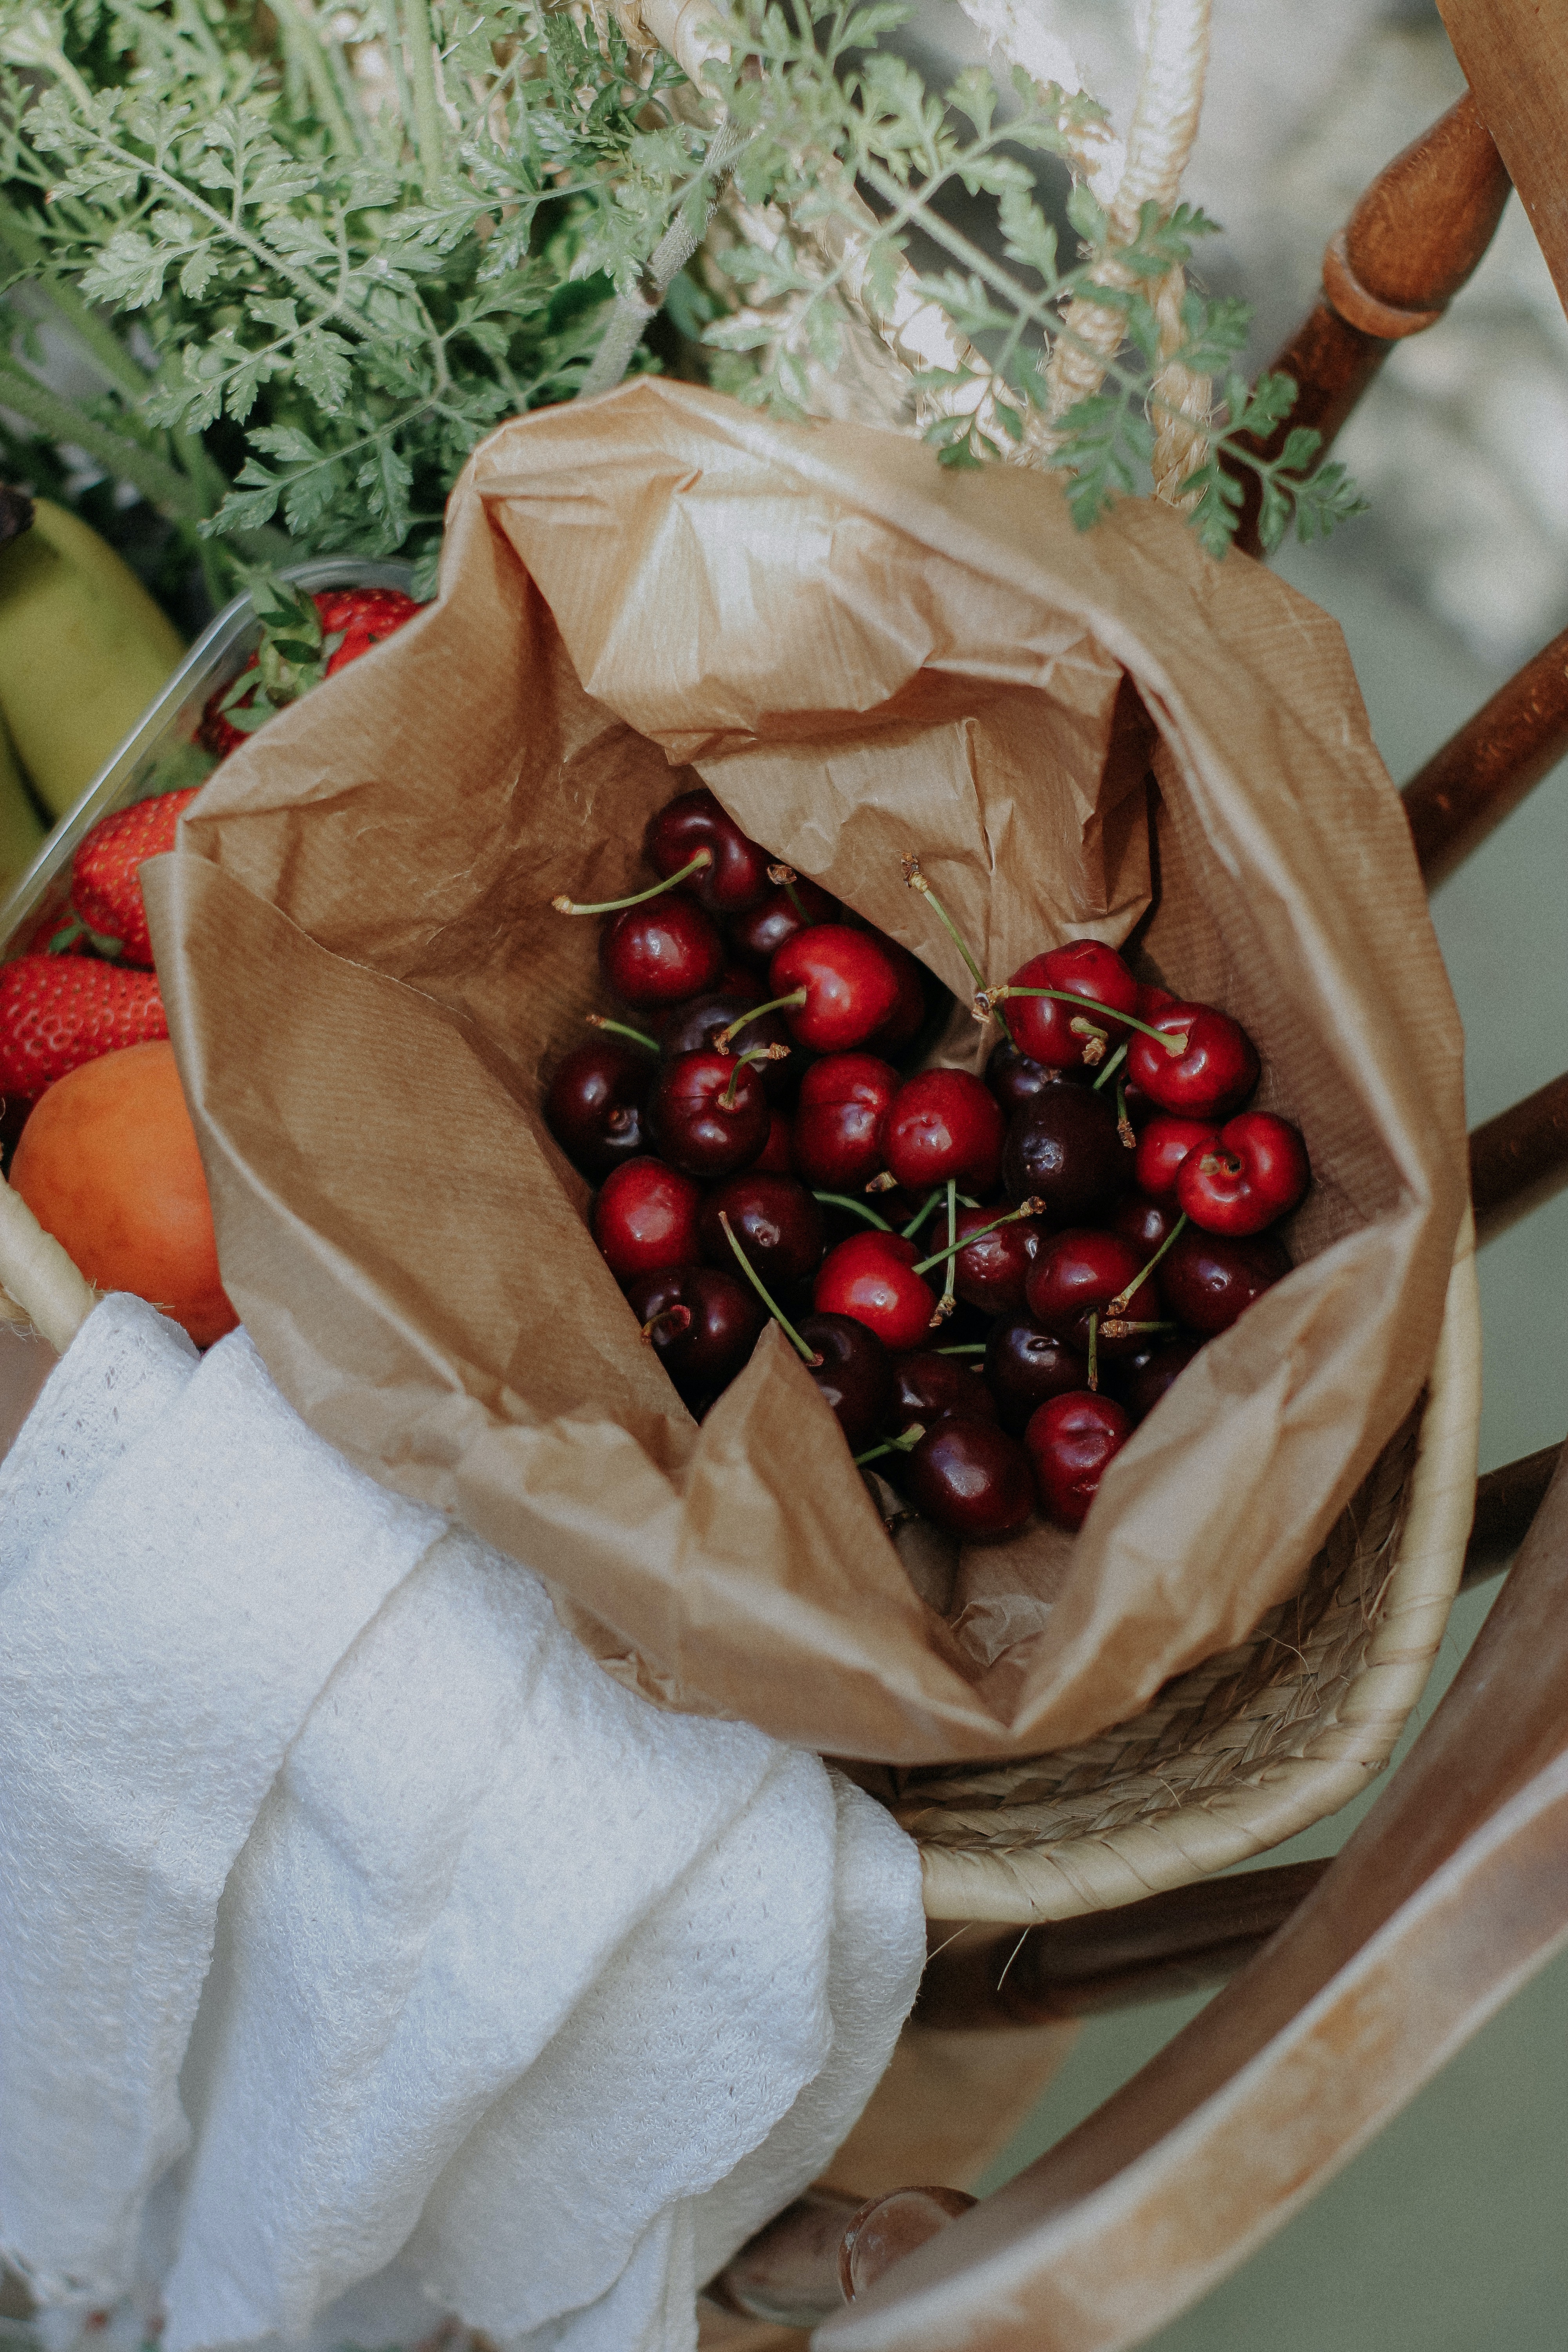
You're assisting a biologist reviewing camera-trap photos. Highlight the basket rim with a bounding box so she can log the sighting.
[915,1210,1481,1922]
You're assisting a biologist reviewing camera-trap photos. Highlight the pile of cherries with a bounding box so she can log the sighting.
[543,789,1310,1547]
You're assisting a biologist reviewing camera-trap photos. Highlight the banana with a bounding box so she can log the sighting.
[0,712,45,899]
[0,498,185,819]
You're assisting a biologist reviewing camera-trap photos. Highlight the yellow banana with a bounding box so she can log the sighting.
[0,499,185,820]
[0,713,45,898]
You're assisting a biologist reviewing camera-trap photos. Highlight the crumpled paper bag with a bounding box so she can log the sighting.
[144,378,1466,1764]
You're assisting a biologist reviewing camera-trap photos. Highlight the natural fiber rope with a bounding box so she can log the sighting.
[0,1169,96,1354]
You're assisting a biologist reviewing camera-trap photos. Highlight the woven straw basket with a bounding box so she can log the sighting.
[0,1177,1480,1928]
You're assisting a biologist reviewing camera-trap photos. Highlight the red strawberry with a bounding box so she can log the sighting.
[69,788,200,967]
[18,903,93,956]
[0,957,167,1102]
[200,587,422,758]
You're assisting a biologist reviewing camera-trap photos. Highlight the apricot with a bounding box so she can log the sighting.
[11,1038,238,1347]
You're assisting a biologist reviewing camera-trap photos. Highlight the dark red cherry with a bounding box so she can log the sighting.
[1162,1227,1291,1335]
[907,1419,1034,1541]
[543,1037,654,1180]
[659,992,796,1104]
[1176,1111,1310,1235]
[984,1313,1088,1436]
[601,898,726,1007]
[648,1049,770,1179]
[644,787,771,915]
[1134,1114,1221,1201]
[700,1172,824,1289]
[769,926,902,1053]
[1024,1229,1159,1357]
[985,1038,1085,1116]
[1110,1194,1181,1257]
[624,1265,764,1395]
[1004,941,1139,1070]
[1002,1087,1131,1222]
[755,1108,795,1173]
[949,1201,1044,1314]
[881,1069,1005,1193]
[796,1310,895,1451]
[592,1158,705,1285]
[793,1053,900,1190]
[1118,1336,1203,1423]
[863,941,927,1055]
[893,1350,998,1433]
[1025,1391,1132,1530]
[814,1230,936,1351]
[1126,1001,1260,1119]
[728,876,838,970]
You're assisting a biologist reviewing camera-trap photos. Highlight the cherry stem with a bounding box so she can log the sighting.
[903,853,1013,1045]
[1087,1310,1099,1392]
[717,1211,822,1367]
[984,987,1189,1058]
[901,1187,946,1240]
[715,989,808,1051]
[1100,1318,1178,1339]
[586,1013,660,1053]
[553,848,711,915]
[812,1191,893,1231]
[768,862,811,922]
[936,1342,987,1354]
[929,1178,958,1326]
[855,1421,926,1468]
[911,1196,1045,1277]
[1108,1211,1187,1315]
[1116,1077,1135,1151]
[719,1045,782,1110]
[640,1304,692,1344]
[1092,1040,1129,1094]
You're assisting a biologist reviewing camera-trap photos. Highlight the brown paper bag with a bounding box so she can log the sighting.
[145,379,1466,1764]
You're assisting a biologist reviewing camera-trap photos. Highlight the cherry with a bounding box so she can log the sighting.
[949,1201,1044,1315]
[814,1230,937,1351]
[1025,1392,1132,1530]
[1176,1111,1310,1236]
[544,1036,653,1180]
[893,1350,998,1433]
[700,1172,824,1289]
[645,788,770,915]
[792,1052,900,1190]
[592,1158,704,1285]
[880,1069,1005,1194]
[985,1038,1085,1116]
[796,1310,895,1451]
[984,1313,1089,1436]
[907,1419,1034,1542]
[647,1049,771,1179]
[1126,1001,1260,1120]
[659,991,796,1104]
[1002,941,1139,1070]
[728,876,838,970]
[601,898,726,1007]
[1002,1086,1131,1222]
[1134,1113,1221,1201]
[755,1108,795,1173]
[1024,1229,1160,1358]
[1161,1227,1291,1335]
[1118,1336,1203,1423]
[1137,982,1181,1022]
[1110,1194,1183,1257]
[864,941,927,1055]
[767,926,902,1053]
[624,1265,764,1396]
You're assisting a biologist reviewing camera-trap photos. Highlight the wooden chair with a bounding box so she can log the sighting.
[706,22,1568,2344]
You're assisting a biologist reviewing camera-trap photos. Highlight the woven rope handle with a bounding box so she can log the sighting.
[0,1169,97,1354]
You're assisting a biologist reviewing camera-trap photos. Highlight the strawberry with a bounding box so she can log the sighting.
[0,956,167,1102]
[68,787,200,967]
[200,585,422,758]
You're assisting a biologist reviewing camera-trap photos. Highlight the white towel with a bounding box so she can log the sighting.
[0,1299,924,2352]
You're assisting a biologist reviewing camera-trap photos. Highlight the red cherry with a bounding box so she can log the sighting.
[658,992,795,1102]
[813,1230,936,1351]
[755,1108,795,1173]
[793,1053,900,1190]
[1175,1111,1310,1236]
[1002,1086,1132,1221]
[644,788,771,915]
[1004,942,1138,1070]
[1025,1392,1131,1530]
[1162,1227,1291,1335]
[769,926,902,1053]
[1134,1114,1222,1201]
[648,1049,770,1179]
[601,899,726,1007]
[728,877,838,970]
[1024,1229,1159,1357]
[863,941,927,1055]
[1126,1002,1260,1119]
[907,1419,1034,1541]
[985,1038,1086,1116]
[1110,1194,1182,1258]
[544,1037,653,1180]
[1118,1336,1203,1423]
[984,1312,1089,1435]
[592,1158,704,1285]
[797,1311,895,1450]
[624,1265,764,1397]
[881,1069,1005,1193]
[893,1351,999,1432]
[1136,981,1181,1022]
[949,1201,1044,1315]
[700,1172,824,1289]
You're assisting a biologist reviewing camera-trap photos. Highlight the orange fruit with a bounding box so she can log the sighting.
[11,1038,238,1347]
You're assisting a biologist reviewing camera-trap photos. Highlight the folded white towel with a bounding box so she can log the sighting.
[0,1299,924,2352]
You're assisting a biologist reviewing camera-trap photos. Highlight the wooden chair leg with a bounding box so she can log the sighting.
[1469,1069,1568,1244]
[1403,630,1568,888]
